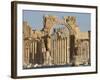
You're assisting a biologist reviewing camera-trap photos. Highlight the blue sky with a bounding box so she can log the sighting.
[23,10,91,32]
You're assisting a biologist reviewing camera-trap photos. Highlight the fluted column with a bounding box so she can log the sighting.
[62,38,65,64]
[32,41,34,64]
[64,38,67,64]
[55,39,57,64]
[60,39,62,64]
[34,40,37,54]
[56,39,58,64]
[27,47,30,65]
[67,37,70,64]
[61,38,64,64]
[53,40,55,64]
[58,39,60,65]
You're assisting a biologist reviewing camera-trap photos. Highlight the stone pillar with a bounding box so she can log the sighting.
[58,39,60,65]
[23,42,27,66]
[34,40,37,54]
[88,31,91,64]
[61,38,64,64]
[55,39,57,64]
[80,40,82,62]
[53,40,56,64]
[53,40,55,64]
[27,47,30,65]
[34,40,37,64]
[29,42,33,64]
[50,39,53,64]
[56,39,58,64]
[32,41,34,64]
[59,39,61,64]
[67,37,70,64]
[70,35,75,64]
[64,38,67,63]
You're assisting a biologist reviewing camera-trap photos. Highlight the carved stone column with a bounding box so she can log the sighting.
[70,35,75,64]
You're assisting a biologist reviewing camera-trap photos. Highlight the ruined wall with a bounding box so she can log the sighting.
[23,15,90,68]
[23,21,33,66]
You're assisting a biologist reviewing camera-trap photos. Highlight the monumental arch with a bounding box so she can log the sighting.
[43,15,78,64]
[23,15,90,68]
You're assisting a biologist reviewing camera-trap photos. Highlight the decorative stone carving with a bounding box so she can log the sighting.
[23,15,90,68]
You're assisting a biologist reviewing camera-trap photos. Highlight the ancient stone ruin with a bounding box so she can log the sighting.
[23,15,90,68]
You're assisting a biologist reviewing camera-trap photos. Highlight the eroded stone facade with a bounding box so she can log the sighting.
[23,15,90,68]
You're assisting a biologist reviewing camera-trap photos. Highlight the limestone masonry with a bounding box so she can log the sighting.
[23,15,90,68]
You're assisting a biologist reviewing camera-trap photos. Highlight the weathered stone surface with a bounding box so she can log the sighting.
[23,15,90,68]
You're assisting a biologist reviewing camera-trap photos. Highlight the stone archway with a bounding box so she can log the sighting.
[43,15,77,64]
[23,15,90,68]
[43,15,75,35]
